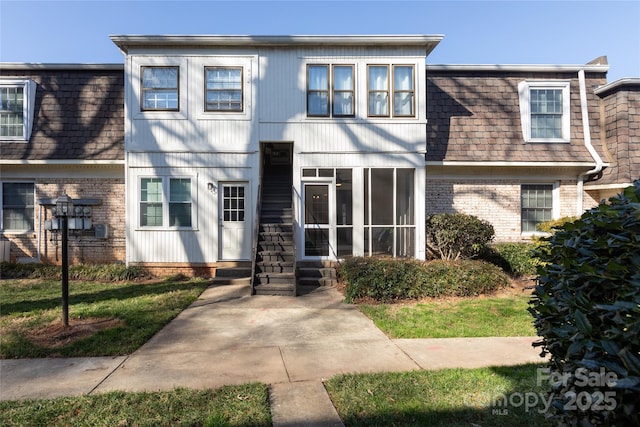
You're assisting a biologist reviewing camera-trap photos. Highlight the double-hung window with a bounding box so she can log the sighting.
[307,64,354,117]
[521,184,555,233]
[518,81,570,142]
[140,177,193,228]
[205,67,243,112]
[1,182,35,232]
[141,66,179,111]
[367,65,415,117]
[0,79,37,141]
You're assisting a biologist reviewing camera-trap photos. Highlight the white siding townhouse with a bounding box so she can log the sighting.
[2,34,638,295]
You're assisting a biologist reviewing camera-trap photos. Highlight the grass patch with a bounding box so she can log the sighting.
[0,384,271,426]
[359,293,535,338]
[325,364,552,426]
[0,277,210,358]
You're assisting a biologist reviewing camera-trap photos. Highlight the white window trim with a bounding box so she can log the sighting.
[0,79,37,142]
[137,175,197,230]
[520,182,560,237]
[194,56,254,121]
[132,57,188,120]
[518,80,570,143]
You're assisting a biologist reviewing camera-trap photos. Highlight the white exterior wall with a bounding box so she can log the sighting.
[123,44,429,263]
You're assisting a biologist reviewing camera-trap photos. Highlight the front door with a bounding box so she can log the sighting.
[219,182,251,260]
[303,182,333,258]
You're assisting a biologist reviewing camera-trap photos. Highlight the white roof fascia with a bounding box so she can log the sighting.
[110,34,444,55]
[594,78,640,96]
[583,182,634,190]
[0,63,123,70]
[427,64,609,74]
[0,159,124,165]
[425,161,607,168]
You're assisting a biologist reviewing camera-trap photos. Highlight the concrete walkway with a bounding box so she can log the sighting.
[0,283,544,425]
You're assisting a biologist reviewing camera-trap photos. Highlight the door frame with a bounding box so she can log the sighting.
[302,179,335,260]
[218,181,251,260]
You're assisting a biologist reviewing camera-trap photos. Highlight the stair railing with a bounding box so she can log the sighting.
[250,178,263,295]
[292,183,298,296]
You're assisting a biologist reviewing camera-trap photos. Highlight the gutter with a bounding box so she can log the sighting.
[576,69,604,215]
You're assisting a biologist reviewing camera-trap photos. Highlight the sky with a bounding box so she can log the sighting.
[0,0,638,82]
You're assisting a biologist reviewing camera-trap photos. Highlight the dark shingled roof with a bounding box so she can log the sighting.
[0,67,124,161]
[426,69,608,164]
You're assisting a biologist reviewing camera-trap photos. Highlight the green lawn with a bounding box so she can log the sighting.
[325,364,552,427]
[358,292,536,338]
[0,277,210,358]
[0,384,271,427]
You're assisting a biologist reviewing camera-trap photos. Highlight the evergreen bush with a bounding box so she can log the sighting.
[339,257,509,303]
[529,181,640,426]
[425,213,495,260]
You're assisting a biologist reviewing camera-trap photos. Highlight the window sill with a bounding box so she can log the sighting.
[0,230,35,235]
[135,227,199,232]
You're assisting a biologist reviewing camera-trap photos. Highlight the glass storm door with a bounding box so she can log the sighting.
[219,182,251,260]
[303,183,333,258]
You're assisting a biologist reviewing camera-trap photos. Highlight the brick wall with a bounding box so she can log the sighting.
[3,178,125,264]
[426,178,593,242]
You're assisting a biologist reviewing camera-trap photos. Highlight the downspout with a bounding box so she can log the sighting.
[576,69,604,215]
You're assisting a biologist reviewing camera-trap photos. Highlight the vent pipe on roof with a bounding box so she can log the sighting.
[576,69,604,215]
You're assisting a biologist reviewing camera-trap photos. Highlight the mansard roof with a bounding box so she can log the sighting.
[0,64,124,162]
[426,64,609,165]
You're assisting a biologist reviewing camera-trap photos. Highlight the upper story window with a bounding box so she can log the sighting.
[0,79,37,141]
[518,81,570,143]
[205,67,243,112]
[368,65,415,117]
[393,65,415,117]
[1,182,35,232]
[307,64,354,117]
[140,176,193,229]
[141,66,179,111]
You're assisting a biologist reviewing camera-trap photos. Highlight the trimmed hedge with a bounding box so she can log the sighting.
[339,257,509,303]
[0,262,148,281]
[529,181,640,426]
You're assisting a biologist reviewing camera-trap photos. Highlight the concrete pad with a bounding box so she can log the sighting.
[393,337,546,370]
[0,357,126,401]
[281,341,419,382]
[94,347,289,393]
[270,381,344,427]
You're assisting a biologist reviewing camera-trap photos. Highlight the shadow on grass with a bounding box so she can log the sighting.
[328,364,553,427]
[1,277,207,315]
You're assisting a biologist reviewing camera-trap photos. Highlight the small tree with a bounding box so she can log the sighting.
[425,213,494,260]
[529,181,640,426]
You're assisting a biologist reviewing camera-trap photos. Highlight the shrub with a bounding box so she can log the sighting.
[535,216,579,233]
[529,181,640,426]
[0,262,148,281]
[481,242,540,277]
[339,257,509,303]
[425,213,495,260]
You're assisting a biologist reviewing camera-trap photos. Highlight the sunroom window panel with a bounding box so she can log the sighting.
[371,169,394,225]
